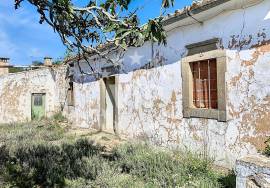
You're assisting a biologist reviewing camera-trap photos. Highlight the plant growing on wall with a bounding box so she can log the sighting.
[263,138,270,157]
[14,0,174,72]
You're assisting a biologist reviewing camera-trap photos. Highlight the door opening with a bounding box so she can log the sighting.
[31,93,45,120]
[104,77,116,133]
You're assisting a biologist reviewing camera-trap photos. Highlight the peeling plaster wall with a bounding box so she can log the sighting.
[68,0,270,168]
[116,0,270,168]
[236,155,270,188]
[117,47,270,168]
[63,61,101,129]
[67,80,100,129]
[0,66,67,123]
[0,0,266,169]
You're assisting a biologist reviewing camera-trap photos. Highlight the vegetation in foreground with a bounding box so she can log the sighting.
[263,137,270,157]
[0,117,235,188]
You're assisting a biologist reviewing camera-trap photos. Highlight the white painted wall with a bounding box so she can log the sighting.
[69,0,270,168]
[0,67,67,123]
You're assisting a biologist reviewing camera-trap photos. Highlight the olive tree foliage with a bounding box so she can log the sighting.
[14,0,174,72]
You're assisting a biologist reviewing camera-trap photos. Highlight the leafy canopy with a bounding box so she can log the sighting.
[14,0,174,67]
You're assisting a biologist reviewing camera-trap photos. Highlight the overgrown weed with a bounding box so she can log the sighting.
[0,119,236,188]
[263,137,270,156]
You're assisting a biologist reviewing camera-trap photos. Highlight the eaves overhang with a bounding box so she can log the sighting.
[163,0,264,31]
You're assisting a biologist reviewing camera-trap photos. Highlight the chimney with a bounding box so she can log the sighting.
[0,57,10,76]
[44,57,53,67]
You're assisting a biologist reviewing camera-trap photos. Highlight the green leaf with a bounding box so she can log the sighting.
[162,0,174,8]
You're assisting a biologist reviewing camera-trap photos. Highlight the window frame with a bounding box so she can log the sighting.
[181,49,227,122]
[33,94,43,106]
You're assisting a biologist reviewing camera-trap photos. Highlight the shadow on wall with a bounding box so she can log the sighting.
[71,36,270,86]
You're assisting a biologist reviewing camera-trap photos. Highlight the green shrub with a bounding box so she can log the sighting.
[78,156,108,180]
[111,143,222,187]
[65,178,88,188]
[0,120,67,151]
[2,141,227,188]
[4,160,36,188]
[0,145,9,169]
[2,139,104,188]
[52,112,67,122]
[218,170,236,188]
[263,138,270,157]
[88,163,146,188]
[0,120,233,188]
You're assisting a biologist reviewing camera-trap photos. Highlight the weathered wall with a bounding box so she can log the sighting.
[236,155,270,188]
[68,0,270,168]
[66,79,100,129]
[0,59,9,76]
[0,66,67,123]
[117,47,270,168]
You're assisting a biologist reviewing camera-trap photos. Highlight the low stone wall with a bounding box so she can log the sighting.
[236,155,270,188]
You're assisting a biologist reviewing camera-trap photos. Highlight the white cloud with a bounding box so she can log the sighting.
[0,1,64,65]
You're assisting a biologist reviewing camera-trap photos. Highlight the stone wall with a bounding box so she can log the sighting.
[0,66,67,123]
[236,155,270,188]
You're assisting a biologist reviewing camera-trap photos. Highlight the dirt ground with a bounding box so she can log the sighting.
[65,126,126,151]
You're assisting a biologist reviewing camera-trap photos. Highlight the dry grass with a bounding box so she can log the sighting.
[0,116,235,188]
[0,116,123,152]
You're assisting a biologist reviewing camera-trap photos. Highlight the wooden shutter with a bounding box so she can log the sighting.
[191,59,217,109]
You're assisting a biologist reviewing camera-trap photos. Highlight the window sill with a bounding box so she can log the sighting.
[183,107,226,122]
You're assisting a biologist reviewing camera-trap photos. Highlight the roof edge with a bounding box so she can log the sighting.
[162,0,231,26]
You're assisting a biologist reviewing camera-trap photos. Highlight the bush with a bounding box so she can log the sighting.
[0,141,229,188]
[65,178,88,188]
[218,171,236,188]
[52,112,67,122]
[0,120,68,152]
[111,143,222,187]
[0,120,233,188]
[2,139,104,188]
[263,138,270,157]
[0,145,9,169]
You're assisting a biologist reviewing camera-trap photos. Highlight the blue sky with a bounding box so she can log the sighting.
[0,0,192,65]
